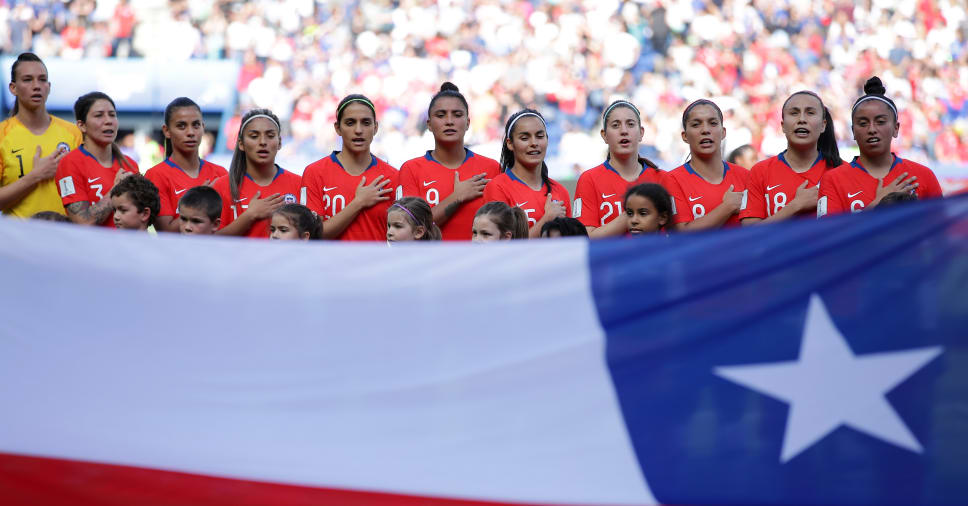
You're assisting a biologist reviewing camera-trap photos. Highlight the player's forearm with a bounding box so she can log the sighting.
[65,200,112,226]
[588,216,627,238]
[431,193,462,227]
[0,176,42,212]
[675,204,735,232]
[154,216,180,233]
[321,200,364,239]
[529,213,555,239]
[216,210,260,236]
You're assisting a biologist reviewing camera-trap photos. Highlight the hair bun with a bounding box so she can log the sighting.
[440,81,459,92]
[863,77,886,96]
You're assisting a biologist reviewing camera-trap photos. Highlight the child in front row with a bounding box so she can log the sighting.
[270,204,323,240]
[623,183,672,235]
[109,174,160,231]
[387,197,441,242]
[471,201,529,242]
[177,186,222,235]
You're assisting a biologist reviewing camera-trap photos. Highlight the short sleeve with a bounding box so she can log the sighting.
[572,172,599,226]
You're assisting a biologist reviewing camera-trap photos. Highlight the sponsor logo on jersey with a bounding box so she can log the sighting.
[174,188,187,195]
[323,186,337,192]
[688,196,701,202]
[602,193,616,199]
[423,180,436,186]
[766,184,781,191]
[88,177,101,183]
[847,191,863,198]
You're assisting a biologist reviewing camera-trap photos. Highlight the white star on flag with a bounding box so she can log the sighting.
[714,294,943,463]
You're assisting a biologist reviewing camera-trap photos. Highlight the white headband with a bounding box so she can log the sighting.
[505,112,546,138]
[603,100,640,122]
[852,96,897,119]
[240,113,280,133]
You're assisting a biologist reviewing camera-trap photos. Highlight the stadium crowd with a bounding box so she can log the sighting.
[1,0,966,176]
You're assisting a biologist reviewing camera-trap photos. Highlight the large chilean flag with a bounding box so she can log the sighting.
[1,195,966,505]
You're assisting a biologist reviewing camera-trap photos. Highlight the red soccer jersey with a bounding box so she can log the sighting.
[482,169,572,230]
[572,160,668,227]
[399,149,501,240]
[144,158,228,219]
[55,145,139,227]
[211,166,302,239]
[818,155,943,217]
[740,152,844,220]
[301,152,400,241]
[666,161,750,227]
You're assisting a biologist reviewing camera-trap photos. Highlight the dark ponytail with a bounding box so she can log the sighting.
[500,108,552,195]
[163,97,202,158]
[9,53,46,117]
[74,91,134,173]
[427,82,469,116]
[782,91,842,167]
[228,108,281,201]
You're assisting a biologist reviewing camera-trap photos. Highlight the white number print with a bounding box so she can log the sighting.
[322,194,347,219]
[523,208,536,227]
[692,203,706,219]
[91,183,104,200]
[599,200,624,225]
[766,191,788,216]
[426,188,439,206]
[850,199,865,213]
[230,204,248,220]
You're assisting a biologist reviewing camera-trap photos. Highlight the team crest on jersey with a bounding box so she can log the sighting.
[284,193,297,204]
[56,142,70,153]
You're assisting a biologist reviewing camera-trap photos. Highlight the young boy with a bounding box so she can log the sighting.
[109,174,160,231]
[177,185,222,235]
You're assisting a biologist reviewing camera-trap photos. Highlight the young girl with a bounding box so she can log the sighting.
[399,82,500,240]
[386,196,441,242]
[471,201,529,243]
[56,91,140,226]
[269,203,322,240]
[0,52,81,218]
[482,109,571,238]
[623,183,673,235]
[211,108,302,238]
[818,77,943,216]
[144,97,227,232]
[741,91,845,225]
[300,94,399,241]
[665,99,750,231]
[573,100,666,238]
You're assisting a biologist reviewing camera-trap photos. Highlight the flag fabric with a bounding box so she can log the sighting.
[1,195,966,505]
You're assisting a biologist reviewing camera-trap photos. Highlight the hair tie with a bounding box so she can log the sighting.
[338,97,376,115]
[602,100,640,122]
[505,112,546,138]
[391,202,419,224]
[240,114,279,133]
[852,95,898,119]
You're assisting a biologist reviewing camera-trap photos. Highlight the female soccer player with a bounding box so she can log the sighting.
[144,97,227,232]
[0,52,81,217]
[212,108,301,238]
[665,99,749,231]
[623,183,673,235]
[471,201,529,242]
[741,91,845,225]
[482,109,571,238]
[386,196,441,242]
[269,203,322,240]
[300,94,399,241]
[818,77,942,216]
[56,91,139,226]
[399,82,500,240]
[573,100,666,237]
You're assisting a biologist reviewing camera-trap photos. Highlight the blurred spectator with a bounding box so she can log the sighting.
[727,144,758,170]
[1,0,966,176]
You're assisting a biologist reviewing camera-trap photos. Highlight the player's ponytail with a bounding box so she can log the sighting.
[9,53,45,117]
[163,97,202,159]
[228,108,280,202]
[501,108,552,194]
[74,91,134,173]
